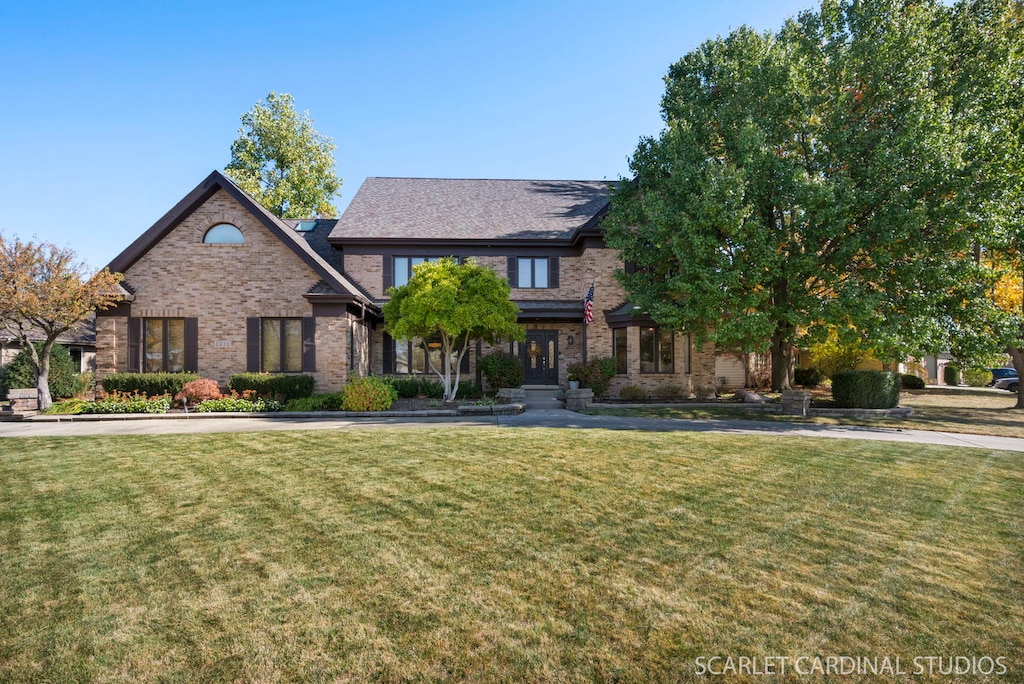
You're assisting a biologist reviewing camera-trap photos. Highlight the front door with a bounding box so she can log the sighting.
[522,330,558,384]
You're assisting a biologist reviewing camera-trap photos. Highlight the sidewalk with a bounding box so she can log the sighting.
[3,406,1024,452]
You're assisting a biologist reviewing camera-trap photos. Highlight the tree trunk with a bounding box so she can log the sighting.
[770,326,795,392]
[36,343,53,411]
[1008,345,1024,409]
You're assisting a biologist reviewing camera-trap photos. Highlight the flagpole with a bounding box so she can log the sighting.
[582,280,595,363]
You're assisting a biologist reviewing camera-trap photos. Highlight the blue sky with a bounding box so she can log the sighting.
[1,0,811,271]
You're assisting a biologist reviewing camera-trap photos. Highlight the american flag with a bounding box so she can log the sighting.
[584,282,595,325]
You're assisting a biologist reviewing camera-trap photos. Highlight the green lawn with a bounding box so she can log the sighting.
[586,388,1024,439]
[1,428,1021,682]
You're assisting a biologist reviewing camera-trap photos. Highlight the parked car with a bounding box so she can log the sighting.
[993,375,1019,392]
[988,368,1018,386]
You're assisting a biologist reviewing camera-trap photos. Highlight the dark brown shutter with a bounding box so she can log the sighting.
[246,317,260,372]
[183,318,199,372]
[507,257,518,287]
[383,332,394,374]
[302,317,316,372]
[127,317,142,373]
[460,345,471,373]
[383,256,394,290]
[548,257,559,288]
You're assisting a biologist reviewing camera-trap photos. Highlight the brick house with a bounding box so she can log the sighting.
[96,170,731,395]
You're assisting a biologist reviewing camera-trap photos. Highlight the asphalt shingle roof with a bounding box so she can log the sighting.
[330,178,613,242]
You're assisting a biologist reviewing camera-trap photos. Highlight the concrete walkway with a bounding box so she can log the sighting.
[2,406,1024,452]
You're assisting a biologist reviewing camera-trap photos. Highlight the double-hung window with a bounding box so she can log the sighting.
[391,257,441,288]
[640,327,675,374]
[127,317,198,373]
[246,317,316,373]
[509,257,558,289]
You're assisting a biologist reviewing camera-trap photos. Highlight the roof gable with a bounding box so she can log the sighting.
[330,178,613,244]
[106,171,369,304]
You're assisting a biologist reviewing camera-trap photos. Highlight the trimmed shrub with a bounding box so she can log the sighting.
[962,368,990,387]
[794,366,825,388]
[174,378,222,407]
[943,364,960,386]
[0,343,78,399]
[386,376,445,399]
[567,357,617,398]
[455,380,482,399]
[228,373,314,401]
[901,374,926,390]
[101,372,199,397]
[196,393,282,413]
[479,351,524,390]
[342,376,398,412]
[285,393,345,412]
[655,384,686,399]
[831,370,901,409]
[620,385,647,401]
[82,391,172,414]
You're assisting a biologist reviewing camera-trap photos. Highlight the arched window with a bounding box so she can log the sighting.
[202,223,244,244]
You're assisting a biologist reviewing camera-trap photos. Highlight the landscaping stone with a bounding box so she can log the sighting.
[781,389,812,415]
[564,388,594,411]
[497,388,526,404]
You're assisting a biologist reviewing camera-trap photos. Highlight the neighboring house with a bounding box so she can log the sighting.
[0,316,96,374]
[95,170,730,395]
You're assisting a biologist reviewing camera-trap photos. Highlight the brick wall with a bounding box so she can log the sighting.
[95,189,351,393]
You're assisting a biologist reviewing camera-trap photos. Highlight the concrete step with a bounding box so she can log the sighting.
[521,385,565,409]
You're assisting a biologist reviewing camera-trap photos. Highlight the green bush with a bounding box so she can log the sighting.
[901,374,926,390]
[82,391,172,414]
[619,385,647,401]
[101,372,198,397]
[567,357,617,398]
[196,396,282,413]
[0,343,78,398]
[831,370,901,409]
[385,376,445,399]
[228,373,315,401]
[479,351,524,389]
[455,380,482,399]
[342,376,398,412]
[285,393,345,412]
[962,368,990,387]
[794,366,825,388]
[655,384,686,399]
[943,365,960,386]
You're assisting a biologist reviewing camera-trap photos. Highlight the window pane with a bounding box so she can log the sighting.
[166,319,185,372]
[144,319,163,373]
[659,330,674,373]
[394,258,409,287]
[262,319,281,373]
[614,329,628,374]
[283,319,302,372]
[534,258,548,288]
[395,339,409,374]
[412,343,426,373]
[640,327,656,373]
[203,223,244,244]
[517,258,531,288]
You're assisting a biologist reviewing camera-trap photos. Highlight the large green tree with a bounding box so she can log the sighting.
[226,92,342,218]
[605,0,972,390]
[934,0,1024,405]
[0,235,123,410]
[383,259,524,402]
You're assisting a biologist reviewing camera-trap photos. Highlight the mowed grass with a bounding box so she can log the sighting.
[1,428,1021,682]
[587,389,1024,438]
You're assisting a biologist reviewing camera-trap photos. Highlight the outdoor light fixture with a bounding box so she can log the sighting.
[567,335,575,345]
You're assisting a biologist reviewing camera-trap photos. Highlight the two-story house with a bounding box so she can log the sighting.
[95,170,728,396]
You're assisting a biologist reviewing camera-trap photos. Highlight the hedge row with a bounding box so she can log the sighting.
[101,372,199,397]
[831,370,901,409]
[227,373,315,401]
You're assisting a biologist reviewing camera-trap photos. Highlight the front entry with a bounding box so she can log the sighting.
[522,330,558,384]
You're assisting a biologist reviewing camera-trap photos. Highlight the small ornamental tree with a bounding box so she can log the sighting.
[383,258,525,402]
[0,235,123,410]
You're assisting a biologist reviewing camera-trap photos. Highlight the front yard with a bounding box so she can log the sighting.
[1,428,1020,682]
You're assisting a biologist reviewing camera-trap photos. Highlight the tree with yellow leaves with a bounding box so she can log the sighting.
[0,235,124,410]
